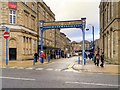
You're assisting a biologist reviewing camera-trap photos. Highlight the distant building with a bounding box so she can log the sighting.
[71,40,90,55]
[79,40,90,51]
[94,39,100,52]
[99,0,120,64]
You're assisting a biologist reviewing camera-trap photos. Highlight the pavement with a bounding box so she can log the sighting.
[72,60,120,74]
[1,59,53,68]
[1,57,119,75]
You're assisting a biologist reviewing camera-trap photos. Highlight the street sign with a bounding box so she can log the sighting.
[42,20,82,30]
[44,20,82,26]
[4,31,9,39]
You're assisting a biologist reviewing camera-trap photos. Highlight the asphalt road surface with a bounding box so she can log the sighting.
[1,57,119,88]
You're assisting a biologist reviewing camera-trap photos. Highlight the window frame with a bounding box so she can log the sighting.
[9,9,16,24]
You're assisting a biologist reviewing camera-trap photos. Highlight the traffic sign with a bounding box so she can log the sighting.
[4,31,9,39]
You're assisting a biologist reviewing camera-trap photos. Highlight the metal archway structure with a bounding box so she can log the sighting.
[39,18,86,65]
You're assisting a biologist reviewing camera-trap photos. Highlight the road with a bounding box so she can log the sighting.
[1,57,119,88]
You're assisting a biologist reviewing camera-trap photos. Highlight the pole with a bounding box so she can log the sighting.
[92,26,94,60]
[5,27,9,66]
[41,30,43,51]
[82,29,86,65]
[81,18,86,65]
[39,20,44,63]
[40,20,44,52]
[6,38,8,66]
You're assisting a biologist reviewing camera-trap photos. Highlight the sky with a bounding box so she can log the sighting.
[44,0,101,42]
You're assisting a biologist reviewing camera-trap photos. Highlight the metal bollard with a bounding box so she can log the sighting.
[78,56,80,64]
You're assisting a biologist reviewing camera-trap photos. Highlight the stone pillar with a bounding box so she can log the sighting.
[118,30,120,64]
[108,31,110,59]
[0,29,3,61]
[111,30,114,59]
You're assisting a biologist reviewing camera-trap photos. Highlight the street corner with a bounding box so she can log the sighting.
[72,64,88,72]
[72,63,120,75]
[67,63,75,69]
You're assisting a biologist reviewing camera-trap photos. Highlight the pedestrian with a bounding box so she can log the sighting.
[96,52,100,66]
[33,53,39,65]
[100,52,104,67]
[94,56,96,65]
[40,51,45,63]
[85,52,87,59]
[88,53,90,60]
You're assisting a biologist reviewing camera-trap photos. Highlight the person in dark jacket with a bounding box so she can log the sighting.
[100,52,104,67]
[33,53,39,65]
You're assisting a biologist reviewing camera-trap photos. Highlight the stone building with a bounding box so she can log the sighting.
[71,40,90,55]
[60,32,67,58]
[99,0,120,64]
[0,2,38,61]
[79,40,90,51]
[37,1,56,59]
[66,37,72,56]
[0,1,72,61]
[71,41,81,52]
[94,39,100,52]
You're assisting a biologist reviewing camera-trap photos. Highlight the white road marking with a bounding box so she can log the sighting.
[0,76,35,81]
[26,67,33,70]
[17,67,24,69]
[2,67,6,68]
[35,68,43,70]
[65,81,120,87]
[46,68,53,71]
[9,67,16,69]
[55,69,61,71]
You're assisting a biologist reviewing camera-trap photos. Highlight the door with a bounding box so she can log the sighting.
[9,48,17,60]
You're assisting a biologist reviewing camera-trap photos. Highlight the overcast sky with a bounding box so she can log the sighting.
[44,0,101,42]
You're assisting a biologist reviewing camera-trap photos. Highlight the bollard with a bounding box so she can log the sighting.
[78,56,80,64]
[48,55,50,62]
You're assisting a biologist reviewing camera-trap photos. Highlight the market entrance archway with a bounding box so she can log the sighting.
[39,18,86,65]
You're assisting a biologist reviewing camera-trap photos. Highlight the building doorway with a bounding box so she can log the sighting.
[9,48,17,60]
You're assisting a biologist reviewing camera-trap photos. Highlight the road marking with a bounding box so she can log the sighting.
[55,69,61,71]
[2,67,6,68]
[46,68,53,71]
[9,67,16,69]
[65,81,120,87]
[67,63,74,69]
[0,76,35,81]
[35,68,43,70]
[17,67,24,69]
[26,67,33,70]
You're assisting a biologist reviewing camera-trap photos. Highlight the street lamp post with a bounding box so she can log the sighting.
[86,24,95,60]
[81,18,86,65]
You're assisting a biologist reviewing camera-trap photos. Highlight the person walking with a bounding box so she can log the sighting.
[100,52,104,67]
[94,56,96,65]
[33,53,39,65]
[96,52,100,66]
[40,51,45,63]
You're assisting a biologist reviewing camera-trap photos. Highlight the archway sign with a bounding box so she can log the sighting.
[40,18,86,65]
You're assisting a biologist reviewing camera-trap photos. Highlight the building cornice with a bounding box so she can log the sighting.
[0,24,38,36]
[102,18,120,33]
